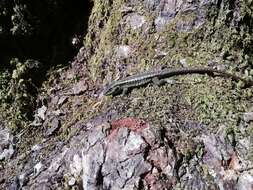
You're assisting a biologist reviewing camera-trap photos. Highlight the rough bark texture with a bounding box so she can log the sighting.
[1,0,253,189]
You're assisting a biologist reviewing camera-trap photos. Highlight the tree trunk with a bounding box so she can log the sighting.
[1,0,253,189]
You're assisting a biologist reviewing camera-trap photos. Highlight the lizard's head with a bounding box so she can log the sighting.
[103,82,122,96]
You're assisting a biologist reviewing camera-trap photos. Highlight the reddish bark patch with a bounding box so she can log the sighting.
[144,172,176,189]
[228,152,241,170]
[109,117,148,139]
[111,117,148,132]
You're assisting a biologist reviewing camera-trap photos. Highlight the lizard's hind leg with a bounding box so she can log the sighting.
[152,77,167,86]
[122,87,130,95]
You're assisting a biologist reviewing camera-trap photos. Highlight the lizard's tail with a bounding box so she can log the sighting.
[164,67,253,87]
[210,68,253,87]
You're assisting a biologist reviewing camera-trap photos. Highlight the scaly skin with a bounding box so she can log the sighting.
[103,67,252,96]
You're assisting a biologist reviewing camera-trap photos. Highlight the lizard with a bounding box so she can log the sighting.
[102,67,252,96]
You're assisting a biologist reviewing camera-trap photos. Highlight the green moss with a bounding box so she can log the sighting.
[185,73,253,128]
[0,58,39,130]
[85,0,124,80]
